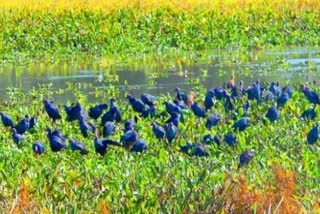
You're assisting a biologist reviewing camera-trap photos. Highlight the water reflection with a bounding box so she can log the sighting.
[0,47,319,103]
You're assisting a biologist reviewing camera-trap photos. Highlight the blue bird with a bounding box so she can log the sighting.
[230,85,238,98]
[64,102,84,122]
[191,102,206,118]
[206,113,221,129]
[101,105,119,126]
[0,112,14,127]
[238,150,256,168]
[224,94,235,111]
[141,93,155,107]
[94,136,108,156]
[29,116,37,130]
[165,112,181,127]
[247,82,260,101]
[110,98,121,122]
[213,87,226,100]
[140,104,156,118]
[88,103,108,120]
[300,108,317,120]
[190,143,209,157]
[43,99,61,122]
[78,116,96,138]
[69,138,88,155]
[307,123,319,145]
[101,138,122,147]
[174,87,188,103]
[151,122,166,139]
[282,85,293,97]
[14,115,30,135]
[276,92,290,107]
[238,81,245,95]
[180,142,193,154]
[164,122,178,143]
[173,99,188,110]
[120,130,138,147]
[269,81,281,96]
[164,101,182,115]
[201,134,221,146]
[204,90,215,110]
[127,94,146,113]
[131,139,148,152]
[47,127,67,152]
[301,84,320,105]
[32,141,45,155]
[224,133,237,146]
[102,121,115,137]
[265,106,279,122]
[233,117,250,131]
[12,128,24,145]
[123,119,135,133]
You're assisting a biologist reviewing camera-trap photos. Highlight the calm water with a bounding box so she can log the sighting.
[0,47,319,103]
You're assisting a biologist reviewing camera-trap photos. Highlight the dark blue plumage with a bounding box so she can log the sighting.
[120,130,138,147]
[140,104,156,118]
[14,115,29,134]
[110,98,122,122]
[69,138,88,155]
[131,139,148,152]
[43,99,61,122]
[265,106,279,122]
[12,128,24,145]
[78,116,96,138]
[213,87,226,100]
[201,134,221,146]
[165,112,180,127]
[141,93,155,107]
[282,85,293,97]
[29,116,37,130]
[238,150,256,168]
[175,87,188,102]
[206,113,221,129]
[64,102,84,122]
[301,84,320,105]
[88,103,108,120]
[276,92,290,107]
[164,101,181,115]
[191,102,206,118]
[123,119,135,133]
[300,108,316,120]
[164,122,178,143]
[0,112,14,127]
[47,127,66,152]
[190,143,209,157]
[151,122,166,139]
[180,142,193,154]
[127,94,146,113]
[307,123,319,145]
[233,117,250,131]
[32,141,45,155]
[204,90,215,110]
[224,95,235,111]
[103,121,115,137]
[269,82,281,96]
[94,136,108,156]
[101,107,117,126]
[224,133,237,146]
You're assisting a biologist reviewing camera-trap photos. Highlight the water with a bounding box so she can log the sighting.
[0,47,319,103]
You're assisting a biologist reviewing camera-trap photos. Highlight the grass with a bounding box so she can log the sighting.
[0,0,320,63]
[0,81,319,212]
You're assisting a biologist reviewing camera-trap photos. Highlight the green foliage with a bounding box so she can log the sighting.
[0,82,319,212]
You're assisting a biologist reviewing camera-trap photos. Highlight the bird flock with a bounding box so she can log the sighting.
[0,77,319,168]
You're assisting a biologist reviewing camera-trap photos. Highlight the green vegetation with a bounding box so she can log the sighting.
[0,83,319,212]
[1,3,319,63]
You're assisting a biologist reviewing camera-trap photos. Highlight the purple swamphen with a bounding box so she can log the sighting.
[191,101,206,118]
[127,94,146,113]
[43,99,61,122]
[164,122,178,143]
[120,130,138,147]
[151,122,166,139]
[224,133,237,146]
[307,122,319,145]
[238,150,256,168]
[300,108,316,120]
[0,112,14,127]
[265,106,279,122]
[14,115,30,134]
[89,103,108,120]
[12,128,24,145]
[131,139,148,152]
[141,93,155,107]
[78,116,96,138]
[32,141,45,155]
[69,138,88,155]
[47,127,67,152]
[233,117,250,131]
[102,121,115,137]
[206,113,221,129]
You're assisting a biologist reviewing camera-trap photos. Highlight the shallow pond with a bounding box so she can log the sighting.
[0,47,319,103]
